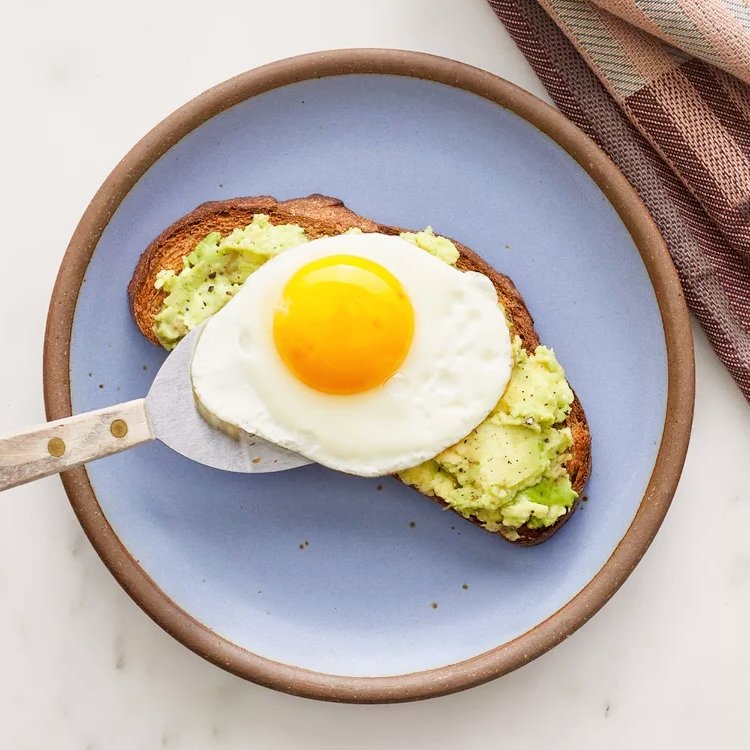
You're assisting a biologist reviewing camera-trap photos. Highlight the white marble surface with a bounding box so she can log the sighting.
[1,0,749,746]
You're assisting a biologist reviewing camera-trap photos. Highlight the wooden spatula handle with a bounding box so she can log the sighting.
[0,399,154,492]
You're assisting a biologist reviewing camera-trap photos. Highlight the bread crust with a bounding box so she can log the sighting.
[129,194,591,545]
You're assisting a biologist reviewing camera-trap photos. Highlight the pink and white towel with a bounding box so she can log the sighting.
[489,0,750,403]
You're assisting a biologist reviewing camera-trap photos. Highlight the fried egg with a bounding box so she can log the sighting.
[191,232,513,476]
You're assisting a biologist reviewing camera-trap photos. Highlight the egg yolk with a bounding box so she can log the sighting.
[273,255,414,394]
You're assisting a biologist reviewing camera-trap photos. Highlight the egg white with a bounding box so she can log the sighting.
[191,233,513,477]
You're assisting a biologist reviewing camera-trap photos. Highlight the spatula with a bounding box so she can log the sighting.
[0,323,311,492]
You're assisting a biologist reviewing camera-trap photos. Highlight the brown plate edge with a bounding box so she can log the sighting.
[42,48,695,704]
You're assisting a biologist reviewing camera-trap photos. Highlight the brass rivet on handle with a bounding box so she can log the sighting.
[110,419,128,438]
[48,437,66,457]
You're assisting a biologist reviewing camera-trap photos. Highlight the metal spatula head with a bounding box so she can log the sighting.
[146,323,312,473]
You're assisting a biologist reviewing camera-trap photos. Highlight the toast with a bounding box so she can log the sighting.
[129,194,591,545]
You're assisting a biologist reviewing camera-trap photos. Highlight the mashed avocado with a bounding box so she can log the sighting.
[153,220,577,533]
[400,227,460,265]
[153,215,309,349]
[398,336,576,536]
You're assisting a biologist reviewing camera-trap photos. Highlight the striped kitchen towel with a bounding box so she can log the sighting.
[488,0,750,403]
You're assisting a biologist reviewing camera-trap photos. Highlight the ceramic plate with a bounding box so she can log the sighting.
[44,50,693,702]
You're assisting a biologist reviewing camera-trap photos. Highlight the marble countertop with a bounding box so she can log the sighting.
[2,0,749,747]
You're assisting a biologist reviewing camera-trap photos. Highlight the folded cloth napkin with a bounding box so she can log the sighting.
[488,0,750,404]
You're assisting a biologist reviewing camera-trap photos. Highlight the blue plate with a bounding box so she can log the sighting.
[46,51,692,701]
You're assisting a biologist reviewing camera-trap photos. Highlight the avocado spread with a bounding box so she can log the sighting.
[398,336,576,538]
[154,215,308,349]
[153,221,577,534]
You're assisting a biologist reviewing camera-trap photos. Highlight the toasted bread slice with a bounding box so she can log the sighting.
[129,194,591,545]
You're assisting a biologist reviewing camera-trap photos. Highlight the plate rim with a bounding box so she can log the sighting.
[43,48,694,703]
